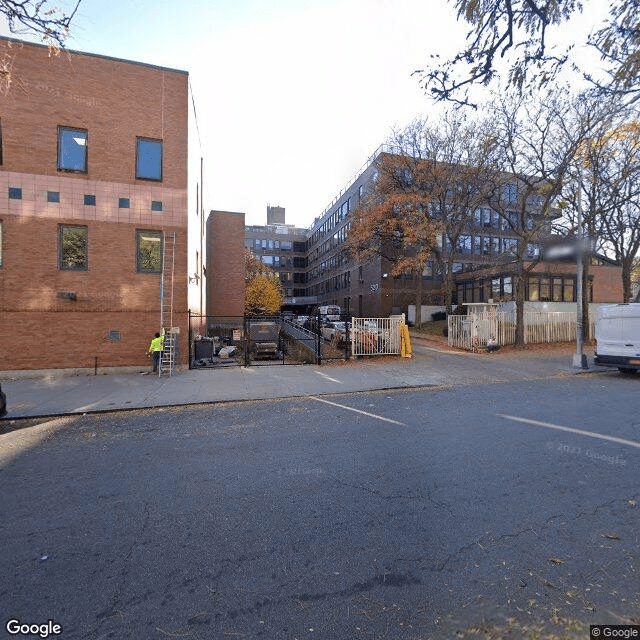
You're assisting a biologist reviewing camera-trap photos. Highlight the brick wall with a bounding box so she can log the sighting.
[590,264,624,303]
[0,216,188,370]
[0,38,189,371]
[0,39,188,188]
[206,211,245,317]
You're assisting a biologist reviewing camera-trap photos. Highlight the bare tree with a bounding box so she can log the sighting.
[416,0,640,107]
[484,90,612,346]
[0,0,82,92]
[559,109,640,306]
[349,112,496,325]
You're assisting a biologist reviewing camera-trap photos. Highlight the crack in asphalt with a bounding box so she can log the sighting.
[426,496,638,576]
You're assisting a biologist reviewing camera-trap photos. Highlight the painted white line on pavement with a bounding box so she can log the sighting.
[310,396,405,425]
[416,345,474,356]
[74,403,102,412]
[499,414,640,449]
[315,371,343,384]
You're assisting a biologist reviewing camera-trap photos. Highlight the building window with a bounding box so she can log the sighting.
[540,277,551,301]
[8,187,22,200]
[84,194,96,206]
[107,330,121,342]
[563,281,574,302]
[136,229,163,273]
[553,277,563,302]
[151,200,163,212]
[504,183,517,203]
[47,191,60,203]
[526,243,540,259]
[119,198,130,209]
[458,235,472,254]
[503,238,518,255]
[59,224,88,271]
[58,127,88,172]
[136,137,163,181]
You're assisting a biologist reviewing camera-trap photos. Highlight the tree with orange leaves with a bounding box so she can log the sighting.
[349,112,497,321]
[244,248,284,316]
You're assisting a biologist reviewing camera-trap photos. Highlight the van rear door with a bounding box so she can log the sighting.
[622,310,640,359]
[595,306,623,357]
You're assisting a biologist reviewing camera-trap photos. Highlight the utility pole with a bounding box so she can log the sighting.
[200,157,204,318]
[573,168,588,369]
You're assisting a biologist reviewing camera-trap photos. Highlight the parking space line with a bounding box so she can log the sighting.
[310,396,405,425]
[315,371,342,384]
[499,414,640,449]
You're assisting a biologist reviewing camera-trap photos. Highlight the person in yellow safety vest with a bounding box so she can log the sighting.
[148,332,164,373]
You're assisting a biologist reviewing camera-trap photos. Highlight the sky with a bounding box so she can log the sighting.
[1,0,613,229]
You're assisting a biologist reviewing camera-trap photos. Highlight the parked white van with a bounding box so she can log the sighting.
[594,303,640,373]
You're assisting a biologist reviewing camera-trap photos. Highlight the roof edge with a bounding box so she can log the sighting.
[0,35,189,76]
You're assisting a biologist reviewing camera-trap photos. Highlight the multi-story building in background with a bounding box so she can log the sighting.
[0,37,189,371]
[244,205,311,310]
[299,147,622,317]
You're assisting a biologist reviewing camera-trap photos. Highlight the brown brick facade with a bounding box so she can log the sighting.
[206,211,246,318]
[0,38,188,371]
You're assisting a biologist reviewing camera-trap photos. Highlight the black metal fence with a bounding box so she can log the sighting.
[188,311,352,368]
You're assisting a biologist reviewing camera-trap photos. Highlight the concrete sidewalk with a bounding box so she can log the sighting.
[0,336,600,420]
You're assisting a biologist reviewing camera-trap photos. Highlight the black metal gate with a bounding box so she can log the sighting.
[189,312,349,368]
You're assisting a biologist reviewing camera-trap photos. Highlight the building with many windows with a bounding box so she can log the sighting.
[0,38,188,371]
[244,205,311,310]
[293,147,623,318]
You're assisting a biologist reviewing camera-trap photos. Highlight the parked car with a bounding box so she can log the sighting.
[321,321,349,342]
[294,315,309,327]
[313,305,341,321]
[303,317,324,335]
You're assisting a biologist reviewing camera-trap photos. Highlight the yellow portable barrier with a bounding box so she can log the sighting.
[400,323,412,358]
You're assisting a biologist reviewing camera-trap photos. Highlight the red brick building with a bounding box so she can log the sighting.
[0,38,189,372]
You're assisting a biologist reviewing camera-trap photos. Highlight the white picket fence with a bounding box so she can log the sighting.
[351,316,403,356]
[448,311,596,350]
